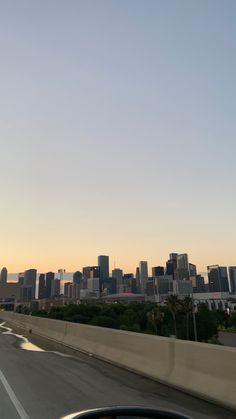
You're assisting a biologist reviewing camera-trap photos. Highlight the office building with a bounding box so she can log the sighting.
[112,268,123,292]
[139,261,148,294]
[135,267,140,292]
[98,255,109,281]
[190,275,205,293]
[0,283,20,298]
[0,283,20,310]
[73,271,83,285]
[174,280,193,296]
[146,279,155,297]
[152,266,164,277]
[20,285,33,302]
[154,275,174,297]
[176,254,189,280]
[166,260,175,277]
[82,267,91,281]
[51,278,61,297]
[131,277,138,294]
[64,282,72,298]
[208,265,229,292]
[0,267,8,283]
[189,263,197,276]
[169,253,178,267]
[166,253,178,277]
[45,272,55,298]
[18,273,25,286]
[72,283,81,299]
[38,274,46,300]
[24,269,37,299]
[229,267,236,293]
[102,277,117,295]
[87,277,100,298]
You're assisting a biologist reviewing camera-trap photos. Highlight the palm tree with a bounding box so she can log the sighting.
[180,296,192,340]
[147,307,164,335]
[165,295,180,338]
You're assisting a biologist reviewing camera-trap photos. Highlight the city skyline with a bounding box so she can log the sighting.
[2,251,236,280]
[0,1,236,272]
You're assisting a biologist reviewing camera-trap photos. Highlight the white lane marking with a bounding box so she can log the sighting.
[0,369,30,419]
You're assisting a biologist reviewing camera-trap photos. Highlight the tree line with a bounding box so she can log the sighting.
[16,295,236,343]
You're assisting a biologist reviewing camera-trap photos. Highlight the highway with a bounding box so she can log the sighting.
[0,323,234,419]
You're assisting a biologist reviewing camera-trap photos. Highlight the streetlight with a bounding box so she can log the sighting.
[192,293,198,342]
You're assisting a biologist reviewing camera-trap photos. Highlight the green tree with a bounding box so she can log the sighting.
[165,295,180,338]
[89,315,119,329]
[146,307,164,335]
[196,304,217,341]
[180,296,193,340]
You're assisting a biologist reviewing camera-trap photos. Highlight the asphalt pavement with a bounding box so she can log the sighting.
[0,321,235,419]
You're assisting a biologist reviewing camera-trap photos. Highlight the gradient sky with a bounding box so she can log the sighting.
[0,0,236,274]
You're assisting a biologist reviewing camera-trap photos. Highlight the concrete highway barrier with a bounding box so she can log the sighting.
[1,311,235,411]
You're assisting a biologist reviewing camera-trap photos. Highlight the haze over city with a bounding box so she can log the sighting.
[0,0,236,273]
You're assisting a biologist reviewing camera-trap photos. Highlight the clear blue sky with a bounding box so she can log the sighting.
[0,0,235,273]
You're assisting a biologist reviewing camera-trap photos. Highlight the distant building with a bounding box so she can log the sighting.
[189,263,197,276]
[153,275,173,301]
[207,265,229,292]
[73,271,83,285]
[24,269,37,300]
[152,266,164,277]
[38,274,46,300]
[20,285,33,302]
[51,278,61,297]
[146,279,155,297]
[190,275,205,293]
[66,282,81,299]
[229,267,236,294]
[193,292,231,311]
[102,277,117,295]
[166,253,178,278]
[131,277,138,294]
[123,273,134,293]
[82,267,91,281]
[98,255,109,281]
[112,268,123,293]
[166,260,175,277]
[176,254,189,280]
[0,267,8,283]
[101,293,146,304]
[18,273,25,286]
[87,277,100,297]
[45,272,55,298]
[169,253,178,264]
[0,283,20,310]
[174,280,193,296]
[135,267,140,292]
[139,261,148,294]
[64,282,72,298]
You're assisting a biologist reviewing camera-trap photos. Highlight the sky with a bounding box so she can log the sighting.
[0,0,235,274]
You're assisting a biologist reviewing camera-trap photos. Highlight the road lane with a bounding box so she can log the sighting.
[0,323,235,419]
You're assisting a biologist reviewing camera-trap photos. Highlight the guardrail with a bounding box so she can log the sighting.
[1,311,236,411]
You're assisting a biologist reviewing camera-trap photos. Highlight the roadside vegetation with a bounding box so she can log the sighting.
[14,295,235,343]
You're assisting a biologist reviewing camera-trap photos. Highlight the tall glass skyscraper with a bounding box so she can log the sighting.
[229,267,236,293]
[139,261,148,294]
[98,255,109,281]
[207,265,229,292]
[24,269,37,299]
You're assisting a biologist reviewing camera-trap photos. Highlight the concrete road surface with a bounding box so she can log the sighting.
[0,321,234,419]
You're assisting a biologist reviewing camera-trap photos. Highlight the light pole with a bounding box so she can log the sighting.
[192,293,198,342]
